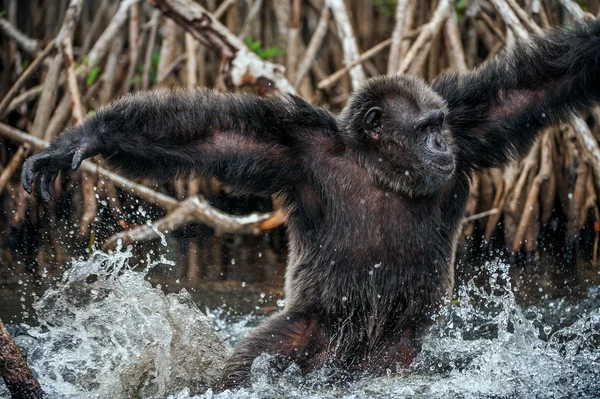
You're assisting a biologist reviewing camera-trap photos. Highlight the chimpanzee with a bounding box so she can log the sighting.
[22,20,600,388]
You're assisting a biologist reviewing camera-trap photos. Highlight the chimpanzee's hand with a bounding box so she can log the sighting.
[21,130,99,201]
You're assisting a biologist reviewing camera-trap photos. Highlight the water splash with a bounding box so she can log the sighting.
[171,259,600,399]
[1,247,230,399]
[1,257,599,399]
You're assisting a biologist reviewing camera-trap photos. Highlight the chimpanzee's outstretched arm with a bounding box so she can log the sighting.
[22,89,336,200]
[433,20,600,171]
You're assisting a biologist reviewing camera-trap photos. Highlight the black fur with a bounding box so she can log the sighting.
[21,21,600,388]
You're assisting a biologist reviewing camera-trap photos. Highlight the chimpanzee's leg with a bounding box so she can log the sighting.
[346,327,421,375]
[219,312,329,389]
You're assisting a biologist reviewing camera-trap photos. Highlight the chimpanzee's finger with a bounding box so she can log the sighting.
[72,148,84,171]
[46,171,58,199]
[36,172,52,202]
[21,153,51,194]
[21,157,36,194]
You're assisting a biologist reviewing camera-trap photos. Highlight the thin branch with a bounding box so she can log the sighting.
[489,0,529,40]
[5,85,44,115]
[479,11,506,43]
[59,0,97,237]
[318,38,391,90]
[87,0,141,67]
[122,2,142,93]
[0,39,56,119]
[572,116,600,196]
[506,0,543,35]
[45,92,72,142]
[316,26,421,90]
[444,13,468,73]
[387,0,412,74]
[185,33,198,88]
[143,10,161,90]
[214,0,236,19]
[0,18,40,56]
[0,144,30,195]
[238,0,263,39]
[513,131,552,250]
[398,0,452,75]
[326,0,366,90]
[147,0,296,94]
[103,196,272,250]
[81,0,110,54]
[293,6,330,89]
[156,54,187,85]
[557,0,586,23]
[29,54,63,139]
[286,0,302,78]
[463,208,499,223]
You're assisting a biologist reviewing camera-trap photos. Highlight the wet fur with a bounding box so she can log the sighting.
[21,21,600,388]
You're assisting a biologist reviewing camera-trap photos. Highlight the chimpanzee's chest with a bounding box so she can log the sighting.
[286,176,462,331]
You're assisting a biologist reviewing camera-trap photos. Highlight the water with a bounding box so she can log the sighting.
[0,247,231,398]
[1,249,599,398]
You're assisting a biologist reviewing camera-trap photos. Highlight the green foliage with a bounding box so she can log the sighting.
[86,66,101,86]
[151,48,160,68]
[0,10,6,18]
[87,110,96,117]
[576,0,589,11]
[374,0,397,17]
[131,49,160,85]
[244,37,285,60]
[455,0,468,22]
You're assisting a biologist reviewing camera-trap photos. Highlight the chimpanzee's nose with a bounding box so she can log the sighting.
[427,133,449,154]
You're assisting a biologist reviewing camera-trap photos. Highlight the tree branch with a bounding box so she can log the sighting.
[147,0,296,94]
[397,0,452,75]
[103,196,271,250]
[0,18,40,56]
[0,318,45,399]
[0,39,56,119]
[326,0,366,90]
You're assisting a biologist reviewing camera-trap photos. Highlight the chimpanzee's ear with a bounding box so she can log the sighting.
[364,107,382,140]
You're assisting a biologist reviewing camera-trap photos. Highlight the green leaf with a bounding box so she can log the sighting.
[130,76,143,84]
[455,0,468,11]
[86,66,101,86]
[244,36,255,48]
[576,0,589,12]
[374,0,397,17]
[245,36,285,60]
[151,49,161,68]
[245,37,262,52]
[87,110,97,117]
[0,10,6,18]
[455,0,468,22]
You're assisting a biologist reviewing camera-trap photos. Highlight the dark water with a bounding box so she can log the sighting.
[1,213,599,398]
